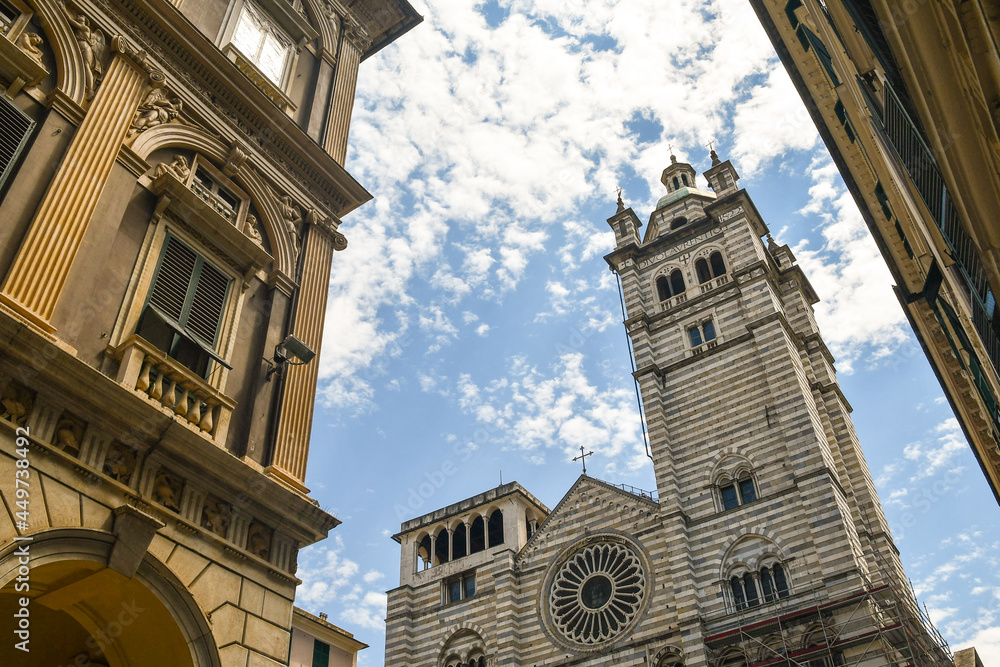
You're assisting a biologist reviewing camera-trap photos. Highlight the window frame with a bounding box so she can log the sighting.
[688,317,717,349]
[110,219,247,392]
[442,571,477,606]
[716,468,758,512]
[0,0,31,38]
[727,562,792,612]
[230,0,294,86]
[217,0,317,103]
[137,232,234,374]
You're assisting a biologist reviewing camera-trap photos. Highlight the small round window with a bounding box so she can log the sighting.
[548,541,646,646]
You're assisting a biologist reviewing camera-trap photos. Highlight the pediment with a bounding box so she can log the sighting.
[515,476,658,569]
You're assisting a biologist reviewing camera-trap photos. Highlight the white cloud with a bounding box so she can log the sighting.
[317,0,823,410]
[791,154,910,373]
[454,352,648,471]
[296,539,390,635]
[362,570,385,584]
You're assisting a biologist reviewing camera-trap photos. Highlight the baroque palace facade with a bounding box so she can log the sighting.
[745,0,1000,504]
[0,0,417,665]
[385,155,955,667]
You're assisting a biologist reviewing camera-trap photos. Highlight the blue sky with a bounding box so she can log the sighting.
[291,1,1000,664]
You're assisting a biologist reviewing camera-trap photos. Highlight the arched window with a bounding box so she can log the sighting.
[469,516,485,554]
[670,216,688,229]
[453,523,468,559]
[670,269,685,296]
[672,176,680,190]
[710,251,726,277]
[488,509,504,546]
[417,534,431,570]
[742,573,759,607]
[696,258,712,283]
[689,319,716,348]
[681,173,689,186]
[730,575,745,609]
[435,527,450,564]
[689,326,702,347]
[772,563,789,597]
[656,276,670,302]
[718,470,756,510]
[729,563,791,611]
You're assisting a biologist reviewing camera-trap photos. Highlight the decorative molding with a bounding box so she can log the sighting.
[91,0,363,220]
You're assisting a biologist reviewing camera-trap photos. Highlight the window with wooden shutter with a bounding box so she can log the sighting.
[137,235,232,377]
[312,639,330,667]
[0,94,35,194]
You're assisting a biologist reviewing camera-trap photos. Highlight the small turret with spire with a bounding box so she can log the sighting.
[703,142,741,197]
[607,187,642,249]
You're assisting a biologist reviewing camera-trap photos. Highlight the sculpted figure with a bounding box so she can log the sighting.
[152,155,190,181]
[247,522,272,559]
[54,416,84,456]
[244,214,263,245]
[152,472,181,512]
[17,32,44,63]
[63,3,105,97]
[201,497,232,537]
[279,195,303,256]
[0,384,32,426]
[131,88,183,135]
[102,444,135,483]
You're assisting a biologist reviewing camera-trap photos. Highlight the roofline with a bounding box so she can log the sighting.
[392,481,550,542]
[293,607,368,651]
[362,0,424,62]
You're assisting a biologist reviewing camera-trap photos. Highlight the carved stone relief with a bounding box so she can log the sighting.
[152,471,183,512]
[0,382,34,427]
[201,495,233,537]
[279,195,303,257]
[246,520,273,560]
[102,442,136,483]
[130,85,185,136]
[54,413,86,457]
[244,214,264,246]
[152,154,190,180]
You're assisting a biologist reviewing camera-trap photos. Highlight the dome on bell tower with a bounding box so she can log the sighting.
[655,152,716,210]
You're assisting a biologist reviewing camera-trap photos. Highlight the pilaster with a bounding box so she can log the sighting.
[269,218,348,490]
[323,24,367,164]
[0,38,161,332]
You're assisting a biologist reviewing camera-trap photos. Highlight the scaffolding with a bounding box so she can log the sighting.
[704,578,952,667]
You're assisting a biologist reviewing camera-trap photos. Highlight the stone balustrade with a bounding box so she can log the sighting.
[113,335,235,443]
[189,179,236,224]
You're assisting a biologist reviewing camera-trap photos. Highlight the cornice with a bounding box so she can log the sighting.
[92,0,371,220]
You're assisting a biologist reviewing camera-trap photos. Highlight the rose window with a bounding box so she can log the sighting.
[548,541,646,645]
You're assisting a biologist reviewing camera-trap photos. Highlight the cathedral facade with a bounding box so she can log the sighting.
[385,155,953,667]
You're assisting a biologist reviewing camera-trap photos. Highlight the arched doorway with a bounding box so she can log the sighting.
[0,529,219,666]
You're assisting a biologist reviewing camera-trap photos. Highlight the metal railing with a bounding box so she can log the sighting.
[863,77,1000,381]
[596,479,659,503]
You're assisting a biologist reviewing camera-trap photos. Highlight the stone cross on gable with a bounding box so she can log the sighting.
[573,446,593,475]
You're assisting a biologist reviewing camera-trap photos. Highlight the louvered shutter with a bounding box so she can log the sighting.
[148,235,230,347]
[187,261,229,345]
[149,236,197,325]
[0,95,35,192]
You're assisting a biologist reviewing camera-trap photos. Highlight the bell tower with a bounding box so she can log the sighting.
[604,153,948,667]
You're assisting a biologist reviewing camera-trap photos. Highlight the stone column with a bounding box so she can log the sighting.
[0,38,160,332]
[268,217,347,492]
[323,20,369,164]
[483,513,490,549]
[429,533,436,567]
[447,528,454,562]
